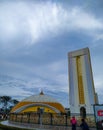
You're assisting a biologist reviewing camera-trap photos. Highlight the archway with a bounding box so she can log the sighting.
[80,107,86,118]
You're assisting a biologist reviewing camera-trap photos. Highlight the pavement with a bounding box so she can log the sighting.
[1,120,97,130]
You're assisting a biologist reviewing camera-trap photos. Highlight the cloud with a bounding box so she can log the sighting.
[0,1,103,47]
[95,79,103,90]
[94,34,103,42]
[0,0,103,106]
[0,74,69,107]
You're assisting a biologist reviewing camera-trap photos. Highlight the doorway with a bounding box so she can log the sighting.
[80,107,86,118]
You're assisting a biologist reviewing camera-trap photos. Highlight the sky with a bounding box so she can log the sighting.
[0,0,103,108]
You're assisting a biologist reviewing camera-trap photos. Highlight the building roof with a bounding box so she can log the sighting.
[22,91,59,103]
[11,91,65,113]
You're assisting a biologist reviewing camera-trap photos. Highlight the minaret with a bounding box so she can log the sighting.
[68,47,98,116]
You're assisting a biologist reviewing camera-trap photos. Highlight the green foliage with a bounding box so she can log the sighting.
[0,96,19,114]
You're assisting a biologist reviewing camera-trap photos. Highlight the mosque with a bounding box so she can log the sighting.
[11,47,98,117]
[9,47,97,128]
[11,91,66,114]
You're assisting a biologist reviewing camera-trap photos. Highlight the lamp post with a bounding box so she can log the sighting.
[39,108,44,127]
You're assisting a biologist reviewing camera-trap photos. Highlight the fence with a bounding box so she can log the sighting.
[9,112,96,128]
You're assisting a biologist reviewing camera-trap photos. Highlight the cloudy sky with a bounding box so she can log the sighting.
[0,0,103,108]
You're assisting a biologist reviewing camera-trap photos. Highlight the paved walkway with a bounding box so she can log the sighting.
[1,120,97,130]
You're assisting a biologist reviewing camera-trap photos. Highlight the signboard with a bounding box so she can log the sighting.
[93,104,103,130]
[97,110,103,116]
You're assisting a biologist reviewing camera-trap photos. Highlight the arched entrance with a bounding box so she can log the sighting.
[80,107,86,118]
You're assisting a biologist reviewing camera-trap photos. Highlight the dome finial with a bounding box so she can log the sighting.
[40,89,44,95]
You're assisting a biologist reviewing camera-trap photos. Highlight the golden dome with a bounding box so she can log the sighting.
[11,92,65,114]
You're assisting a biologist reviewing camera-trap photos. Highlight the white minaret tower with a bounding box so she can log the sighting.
[68,47,98,116]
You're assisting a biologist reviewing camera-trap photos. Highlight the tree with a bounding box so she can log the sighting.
[11,99,19,104]
[1,96,11,108]
[0,96,19,114]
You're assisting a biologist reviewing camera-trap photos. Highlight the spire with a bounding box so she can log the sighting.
[40,90,44,95]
